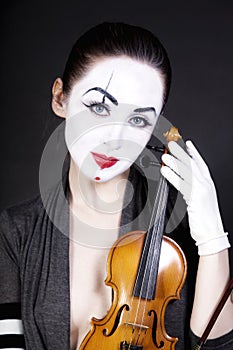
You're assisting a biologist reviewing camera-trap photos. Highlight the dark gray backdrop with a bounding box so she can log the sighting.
[1,0,233,270]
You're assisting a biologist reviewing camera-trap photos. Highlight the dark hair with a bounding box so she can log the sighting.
[62,22,171,106]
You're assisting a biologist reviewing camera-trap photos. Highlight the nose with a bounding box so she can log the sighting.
[103,123,124,151]
[106,140,121,151]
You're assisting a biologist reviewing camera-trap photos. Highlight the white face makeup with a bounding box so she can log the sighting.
[64,57,164,183]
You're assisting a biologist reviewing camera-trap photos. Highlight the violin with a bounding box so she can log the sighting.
[80,127,187,350]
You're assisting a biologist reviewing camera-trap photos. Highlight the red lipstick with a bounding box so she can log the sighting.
[91,152,119,169]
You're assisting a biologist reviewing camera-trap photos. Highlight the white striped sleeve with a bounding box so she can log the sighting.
[0,303,25,349]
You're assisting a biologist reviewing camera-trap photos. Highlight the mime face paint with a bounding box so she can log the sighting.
[65,57,164,182]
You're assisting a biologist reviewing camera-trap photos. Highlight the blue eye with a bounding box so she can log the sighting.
[83,101,110,116]
[129,115,152,128]
[94,105,106,114]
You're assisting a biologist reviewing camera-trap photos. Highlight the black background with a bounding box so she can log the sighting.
[1,0,233,270]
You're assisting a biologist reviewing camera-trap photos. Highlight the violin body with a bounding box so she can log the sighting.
[80,230,187,350]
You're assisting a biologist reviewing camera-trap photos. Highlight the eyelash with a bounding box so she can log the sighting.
[128,115,152,128]
[82,101,111,116]
[82,101,153,128]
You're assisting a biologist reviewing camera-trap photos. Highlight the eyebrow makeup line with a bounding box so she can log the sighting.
[83,89,156,115]
[133,107,157,115]
[102,72,114,103]
[83,87,118,105]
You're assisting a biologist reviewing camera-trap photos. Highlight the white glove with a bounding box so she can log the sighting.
[161,140,230,256]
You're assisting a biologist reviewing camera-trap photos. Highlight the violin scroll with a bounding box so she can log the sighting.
[163,126,182,144]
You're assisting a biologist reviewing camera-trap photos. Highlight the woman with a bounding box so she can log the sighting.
[0,22,232,349]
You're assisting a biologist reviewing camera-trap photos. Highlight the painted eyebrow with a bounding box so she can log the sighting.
[82,87,118,105]
[133,107,156,115]
[82,89,156,115]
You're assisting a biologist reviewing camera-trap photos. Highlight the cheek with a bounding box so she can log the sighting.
[67,127,152,162]
[65,111,104,157]
[65,107,155,168]
[123,127,153,150]
[68,134,99,165]
[66,95,85,117]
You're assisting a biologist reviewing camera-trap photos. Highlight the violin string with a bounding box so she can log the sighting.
[130,175,168,346]
[126,177,165,347]
[120,179,165,345]
[135,179,166,346]
[141,329,148,346]
[121,255,138,345]
[120,211,159,346]
[137,176,168,345]
[138,177,168,345]
[137,178,167,340]
[121,179,164,345]
[122,294,136,346]
[147,179,163,234]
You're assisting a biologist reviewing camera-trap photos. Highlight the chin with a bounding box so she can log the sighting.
[95,168,131,183]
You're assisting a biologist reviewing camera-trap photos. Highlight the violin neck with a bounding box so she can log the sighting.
[133,175,169,300]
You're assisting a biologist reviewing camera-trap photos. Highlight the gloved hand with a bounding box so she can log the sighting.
[161,140,230,255]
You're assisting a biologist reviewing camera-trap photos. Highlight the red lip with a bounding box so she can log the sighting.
[91,152,119,169]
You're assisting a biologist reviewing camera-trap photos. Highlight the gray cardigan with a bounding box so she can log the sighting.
[0,165,232,349]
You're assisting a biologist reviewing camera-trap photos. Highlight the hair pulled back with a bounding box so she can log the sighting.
[62,22,171,106]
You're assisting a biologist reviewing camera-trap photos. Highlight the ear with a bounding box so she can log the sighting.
[51,78,67,118]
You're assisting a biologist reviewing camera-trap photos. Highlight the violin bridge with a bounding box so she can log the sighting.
[124,322,149,330]
[119,323,147,349]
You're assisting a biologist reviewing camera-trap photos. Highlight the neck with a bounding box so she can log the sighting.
[69,158,130,215]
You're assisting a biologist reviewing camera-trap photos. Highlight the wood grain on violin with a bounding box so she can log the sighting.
[79,232,187,349]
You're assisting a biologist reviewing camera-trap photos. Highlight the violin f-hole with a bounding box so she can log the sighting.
[103,304,130,337]
[148,309,164,349]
